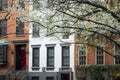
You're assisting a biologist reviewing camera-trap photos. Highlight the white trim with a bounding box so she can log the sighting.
[78,46,87,65]
[31,45,41,48]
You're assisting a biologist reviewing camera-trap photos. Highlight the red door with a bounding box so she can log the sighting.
[21,49,26,68]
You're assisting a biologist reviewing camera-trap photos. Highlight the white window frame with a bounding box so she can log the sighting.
[31,45,41,70]
[114,44,120,64]
[78,46,87,65]
[95,46,105,65]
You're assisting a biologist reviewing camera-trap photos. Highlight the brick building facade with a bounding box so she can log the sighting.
[0,0,29,79]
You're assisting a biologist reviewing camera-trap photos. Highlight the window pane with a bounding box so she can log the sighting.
[2,0,8,9]
[33,48,39,67]
[32,23,40,37]
[115,45,120,64]
[33,58,39,66]
[79,47,86,65]
[0,0,8,11]
[32,76,39,80]
[0,46,3,61]
[96,46,103,64]
[18,1,25,8]
[62,28,70,39]
[0,45,7,65]
[47,47,54,67]
[62,46,69,66]
[33,48,39,57]
[16,19,24,35]
[46,77,54,80]
[0,20,7,37]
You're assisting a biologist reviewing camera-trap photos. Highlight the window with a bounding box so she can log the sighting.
[16,18,24,35]
[18,1,25,9]
[62,46,70,66]
[32,23,40,37]
[0,45,7,65]
[32,48,39,67]
[47,47,54,67]
[0,0,8,11]
[46,77,54,80]
[115,45,120,64]
[96,46,104,64]
[46,28,53,36]
[62,28,70,39]
[32,76,39,80]
[78,47,86,65]
[33,0,39,9]
[0,20,7,37]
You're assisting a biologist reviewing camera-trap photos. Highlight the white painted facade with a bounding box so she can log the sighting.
[29,29,75,72]
[28,0,75,79]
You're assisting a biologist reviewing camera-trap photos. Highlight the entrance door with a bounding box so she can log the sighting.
[15,45,26,70]
[61,74,69,80]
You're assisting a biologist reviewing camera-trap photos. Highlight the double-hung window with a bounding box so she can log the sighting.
[62,28,70,39]
[0,0,8,11]
[32,23,40,37]
[78,47,86,65]
[32,47,40,70]
[115,45,120,64]
[96,46,104,64]
[0,20,7,37]
[16,18,24,35]
[47,47,54,68]
[0,45,8,66]
[62,46,70,66]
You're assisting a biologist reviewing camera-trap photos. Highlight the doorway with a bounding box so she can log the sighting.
[61,73,69,80]
[15,44,26,70]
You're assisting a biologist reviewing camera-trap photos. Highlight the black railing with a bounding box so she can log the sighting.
[0,66,28,80]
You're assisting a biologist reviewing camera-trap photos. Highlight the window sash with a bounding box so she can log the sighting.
[78,47,86,65]
[0,0,8,11]
[0,20,7,37]
[62,46,69,66]
[47,47,54,67]
[32,77,39,80]
[32,48,39,67]
[115,45,120,64]
[0,46,7,65]
[96,46,104,64]
[16,19,24,35]
[32,23,40,37]
[0,46,3,61]
[62,28,70,39]
[46,77,54,80]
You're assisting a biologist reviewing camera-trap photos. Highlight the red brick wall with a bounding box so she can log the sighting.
[0,0,29,72]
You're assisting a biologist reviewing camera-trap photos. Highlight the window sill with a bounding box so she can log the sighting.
[0,10,8,13]
[16,34,25,37]
[32,36,40,38]
[46,67,54,71]
[0,61,7,66]
[0,36,7,38]
[32,66,40,70]
[59,66,72,71]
